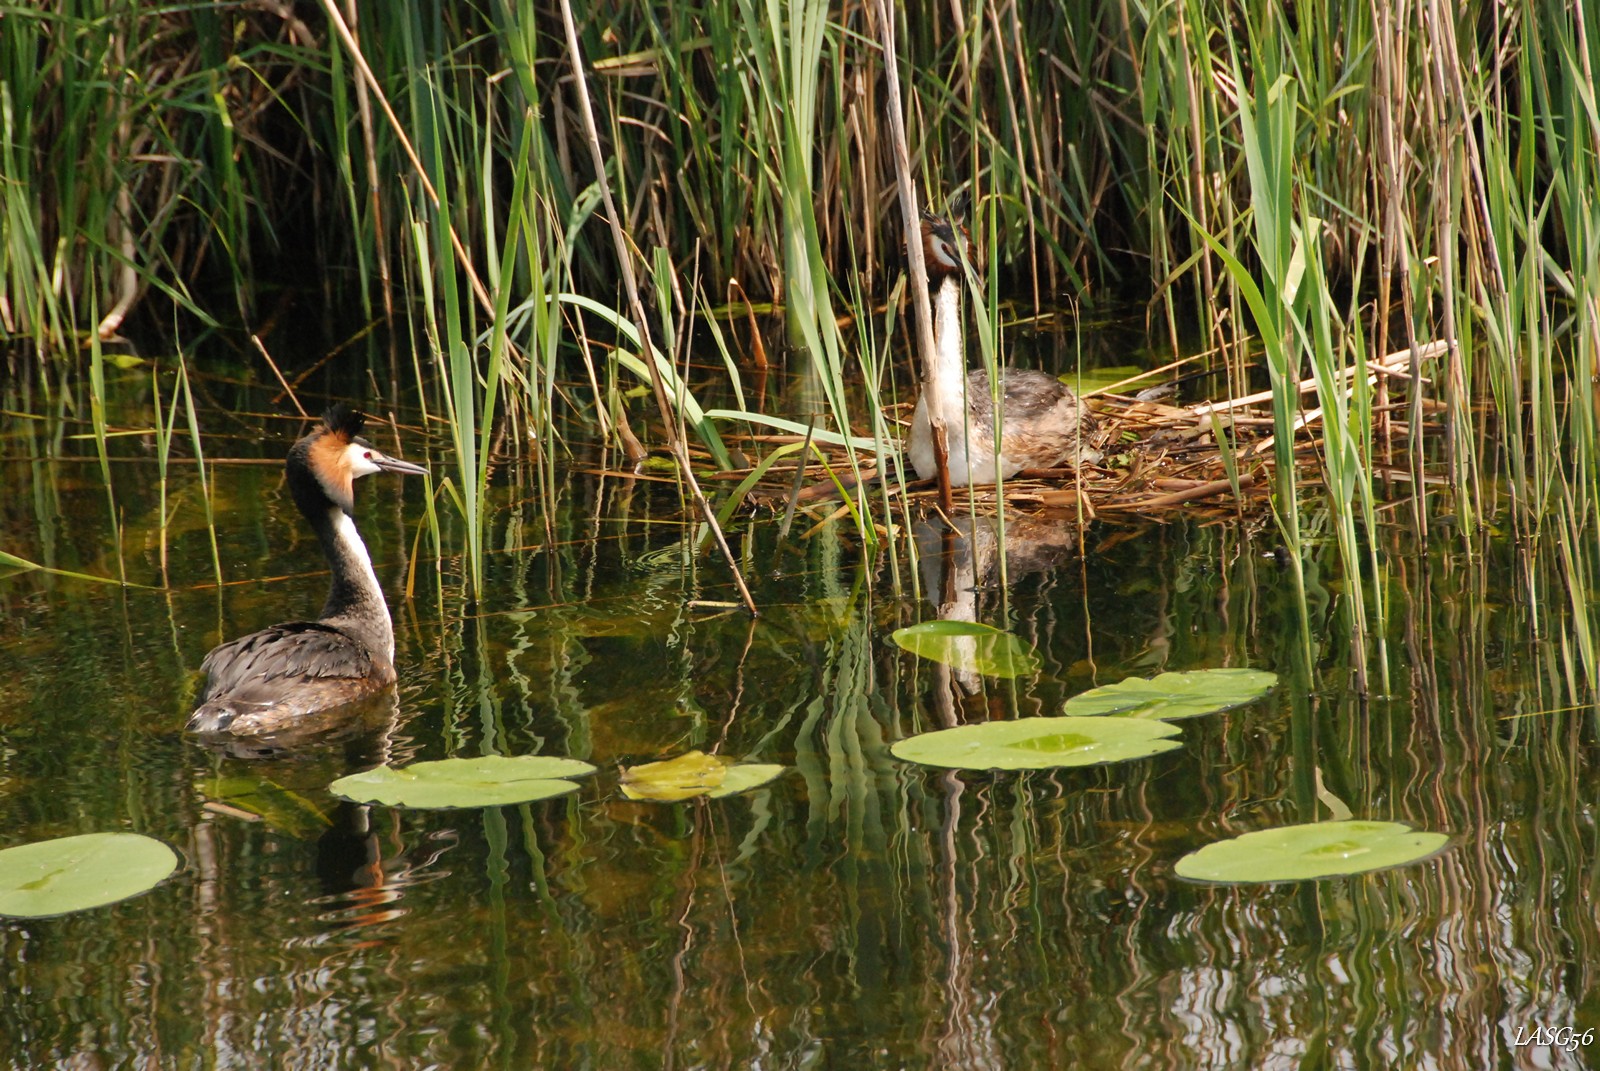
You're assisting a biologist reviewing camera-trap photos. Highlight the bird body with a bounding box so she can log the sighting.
[906,213,1095,486]
[188,406,424,737]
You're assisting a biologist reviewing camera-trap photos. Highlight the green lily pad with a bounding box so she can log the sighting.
[329,755,597,809]
[1175,820,1450,884]
[890,716,1182,771]
[707,763,786,798]
[0,833,179,918]
[892,622,1041,678]
[1062,668,1277,720]
[620,751,787,802]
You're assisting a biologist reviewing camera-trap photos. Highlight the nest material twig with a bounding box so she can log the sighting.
[734,340,1446,523]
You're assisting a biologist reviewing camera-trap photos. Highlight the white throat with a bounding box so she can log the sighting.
[907,275,978,483]
[332,511,377,581]
[930,275,966,415]
[331,510,393,660]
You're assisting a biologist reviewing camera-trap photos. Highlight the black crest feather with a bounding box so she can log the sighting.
[321,404,366,441]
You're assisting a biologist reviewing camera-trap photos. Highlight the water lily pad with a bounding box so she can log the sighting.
[620,751,787,802]
[621,750,726,801]
[1175,820,1450,884]
[1062,668,1277,720]
[707,763,786,798]
[890,716,1182,771]
[892,621,1041,678]
[329,755,597,809]
[0,833,179,918]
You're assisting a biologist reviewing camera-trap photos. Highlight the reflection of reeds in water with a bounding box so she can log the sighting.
[6,430,1600,1065]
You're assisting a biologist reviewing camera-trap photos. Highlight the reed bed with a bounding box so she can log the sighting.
[4,0,1600,685]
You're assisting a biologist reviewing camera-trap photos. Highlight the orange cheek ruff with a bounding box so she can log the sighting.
[309,428,357,504]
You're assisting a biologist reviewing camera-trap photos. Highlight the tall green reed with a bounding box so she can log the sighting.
[732,0,890,550]
[1193,56,1315,661]
[7,0,1600,683]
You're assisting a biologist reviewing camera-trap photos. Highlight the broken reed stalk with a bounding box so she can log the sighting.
[873,0,952,514]
[556,0,758,617]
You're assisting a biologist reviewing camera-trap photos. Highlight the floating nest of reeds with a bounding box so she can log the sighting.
[728,341,1444,526]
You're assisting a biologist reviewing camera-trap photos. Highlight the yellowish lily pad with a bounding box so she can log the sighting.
[892,621,1041,678]
[1175,820,1450,883]
[620,751,786,802]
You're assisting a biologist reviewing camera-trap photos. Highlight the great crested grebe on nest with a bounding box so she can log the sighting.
[188,405,426,738]
[906,211,1098,487]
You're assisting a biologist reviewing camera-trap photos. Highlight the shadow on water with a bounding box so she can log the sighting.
[2,385,1599,1069]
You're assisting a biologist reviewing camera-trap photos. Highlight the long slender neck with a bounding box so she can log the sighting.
[927,274,966,418]
[309,506,394,661]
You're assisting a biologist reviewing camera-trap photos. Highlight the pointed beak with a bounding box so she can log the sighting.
[372,452,427,477]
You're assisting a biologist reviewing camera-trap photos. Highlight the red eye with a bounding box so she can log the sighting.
[364,451,374,460]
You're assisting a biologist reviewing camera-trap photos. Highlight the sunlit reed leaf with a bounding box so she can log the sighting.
[329,756,597,810]
[0,549,153,588]
[890,716,1182,771]
[703,410,884,453]
[1175,820,1450,884]
[892,621,1041,678]
[1061,668,1277,720]
[0,833,178,918]
[560,293,732,469]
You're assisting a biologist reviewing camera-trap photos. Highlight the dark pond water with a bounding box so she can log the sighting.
[2,368,1598,1069]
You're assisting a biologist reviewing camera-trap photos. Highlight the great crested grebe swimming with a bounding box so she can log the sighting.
[906,212,1096,487]
[187,405,426,737]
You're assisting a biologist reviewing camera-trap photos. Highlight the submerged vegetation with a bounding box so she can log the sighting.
[5,0,1600,689]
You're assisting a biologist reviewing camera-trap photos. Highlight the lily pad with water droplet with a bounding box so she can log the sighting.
[329,755,597,809]
[1061,668,1277,720]
[0,833,179,918]
[891,621,1041,678]
[619,751,786,802]
[890,716,1182,771]
[1174,820,1450,884]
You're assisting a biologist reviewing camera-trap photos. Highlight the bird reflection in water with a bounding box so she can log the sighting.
[914,513,1081,708]
[194,690,456,944]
